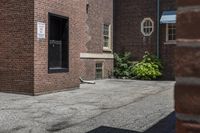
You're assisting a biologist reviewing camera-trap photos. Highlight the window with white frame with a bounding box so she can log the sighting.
[103,24,111,49]
[141,18,154,36]
[96,63,103,79]
[166,23,176,41]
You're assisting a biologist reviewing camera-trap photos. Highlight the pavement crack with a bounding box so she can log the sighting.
[60,88,173,130]
[11,125,27,132]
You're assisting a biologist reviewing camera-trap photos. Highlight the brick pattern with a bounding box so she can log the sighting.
[80,0,114,80]
[114,0,176,80]
[177,120,200,133]
[0,0,34,95]
[34,0,88,95]
[177,0,200,7]
[80,59,113,80]
[86,0,113,54]
[160,25,176,80]
[0,0,113,95]
[159,0,177,80]
[114,0,157,60]
[175,0,200,132]
[175,81,200,114]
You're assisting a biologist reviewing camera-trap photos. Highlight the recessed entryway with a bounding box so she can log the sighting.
[48,13,69,73]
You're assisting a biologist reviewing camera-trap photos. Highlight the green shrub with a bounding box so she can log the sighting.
[132,52,163,80]
[114,52,134,78]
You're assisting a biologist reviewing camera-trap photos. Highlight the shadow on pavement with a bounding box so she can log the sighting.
[87,112,175,133]
[87,126,139,133]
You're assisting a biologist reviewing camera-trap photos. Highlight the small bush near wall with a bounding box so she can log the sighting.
[114,52,163,80]
[114,52,134,78]
[132,52,163,80]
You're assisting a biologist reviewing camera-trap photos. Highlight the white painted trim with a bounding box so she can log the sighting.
[166,23,176,42]
[164,40,176,45]
[103,24,112,50]
[103,47,112,52]
[141,18,154,36]
[166,24,169,41]
[80,53,114,59]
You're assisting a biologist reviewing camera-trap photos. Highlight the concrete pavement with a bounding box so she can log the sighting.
[0,79,175,133]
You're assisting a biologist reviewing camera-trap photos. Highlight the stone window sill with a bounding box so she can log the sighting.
[103,47,112,52]
[48,68,69,73]
[164,40,177,45]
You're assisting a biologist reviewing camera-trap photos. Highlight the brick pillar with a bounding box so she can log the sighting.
[175,0,200,132]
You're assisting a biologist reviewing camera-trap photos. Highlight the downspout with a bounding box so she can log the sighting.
[156,0,160,58]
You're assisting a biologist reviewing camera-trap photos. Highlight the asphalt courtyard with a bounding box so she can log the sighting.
[0,79,175,133]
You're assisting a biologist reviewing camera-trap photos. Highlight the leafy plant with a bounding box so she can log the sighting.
[114,52,134,78]
[132,51,163,80]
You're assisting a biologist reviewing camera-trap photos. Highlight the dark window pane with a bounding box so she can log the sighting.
[173,29,176,34]
[96,63,103,79]
[144,28,147,33]
[169,29,173,34]
[149,28,152,32]
[169,35,173,40]
[48,13,69,73]
[147,20,150,26]
[144,21,148,26]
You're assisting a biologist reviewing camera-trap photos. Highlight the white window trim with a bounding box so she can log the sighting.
[103,24,112,51]
[80,53,114,59]
[165,24,176,44]
[141,18,154,36]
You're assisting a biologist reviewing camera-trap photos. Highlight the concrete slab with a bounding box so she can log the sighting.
[0,79,175,133]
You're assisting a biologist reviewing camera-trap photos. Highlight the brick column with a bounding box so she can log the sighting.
[175,0,200,132]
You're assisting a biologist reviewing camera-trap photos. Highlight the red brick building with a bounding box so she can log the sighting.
[80,0,114,80]
[0,0,88,95]
[0,0,177,95]
[114,0,176,80]
[0,0,113,95]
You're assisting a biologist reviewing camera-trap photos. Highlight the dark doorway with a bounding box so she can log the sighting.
[48,13,69,73]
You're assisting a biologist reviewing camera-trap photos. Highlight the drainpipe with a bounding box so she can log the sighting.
[156,0,160,58]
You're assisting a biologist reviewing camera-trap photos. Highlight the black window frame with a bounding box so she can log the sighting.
[48,13,69,73]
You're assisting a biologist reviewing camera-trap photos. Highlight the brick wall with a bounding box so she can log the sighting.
[85,0,113,53]
[114,0,157,61]
[114,0,176,80]
[0,0,113,95]
[80,59,113,80]
[34,0,88,95]
[80,0,114,80]
[0,0,34,95]
[160,0,176,80]
[160,24,176,80]
[175,0,200,132]
[0,0,88,95]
